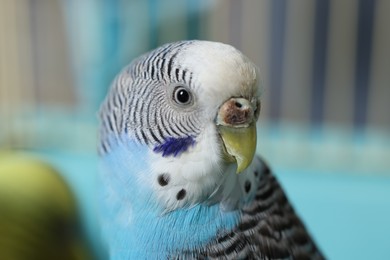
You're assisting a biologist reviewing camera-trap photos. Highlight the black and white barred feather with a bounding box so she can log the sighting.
[99,41,202,154]
[176,157,324,260]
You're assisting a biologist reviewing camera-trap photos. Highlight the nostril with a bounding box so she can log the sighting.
[217,98,255,126]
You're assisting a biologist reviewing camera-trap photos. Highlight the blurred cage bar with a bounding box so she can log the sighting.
[0,0,389,173]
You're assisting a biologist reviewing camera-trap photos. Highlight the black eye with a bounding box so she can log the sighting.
[173,86,192,105]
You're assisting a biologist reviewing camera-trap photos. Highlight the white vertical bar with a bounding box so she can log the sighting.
[241,0,270,121]
[0,0,17,146]
[205,0,230,44]
[17,0,35,109]
[0,0,8,110]
[280,0,315,124]
[324,0,358,128]
[32,0,75,105]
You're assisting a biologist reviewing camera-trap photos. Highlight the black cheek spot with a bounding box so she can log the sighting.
[157,174,170,186]
[245,180,251,193]
[254,171,258,177]
[176,189,186,200]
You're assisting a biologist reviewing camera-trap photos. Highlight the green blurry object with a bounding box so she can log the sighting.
[0,152,92,260]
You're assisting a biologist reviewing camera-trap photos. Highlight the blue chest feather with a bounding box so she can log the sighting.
[100,138,240,258]
[153,136,195,157]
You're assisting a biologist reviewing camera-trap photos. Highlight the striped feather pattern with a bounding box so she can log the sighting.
[176,157,323,259]
[99,41,203,154]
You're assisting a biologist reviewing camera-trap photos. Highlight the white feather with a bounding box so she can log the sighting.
[143,41,263,212]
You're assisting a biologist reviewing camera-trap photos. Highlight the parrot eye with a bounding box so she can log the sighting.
[173,86,193,106]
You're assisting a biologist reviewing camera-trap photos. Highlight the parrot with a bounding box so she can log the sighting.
[0,152,92,260]
[98,40,323,259]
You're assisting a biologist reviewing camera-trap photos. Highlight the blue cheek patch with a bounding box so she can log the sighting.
[153,136,196,157]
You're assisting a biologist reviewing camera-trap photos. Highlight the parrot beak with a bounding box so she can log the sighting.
[216,98,258,173]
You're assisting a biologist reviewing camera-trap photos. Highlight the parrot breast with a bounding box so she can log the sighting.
[100,138,242,258]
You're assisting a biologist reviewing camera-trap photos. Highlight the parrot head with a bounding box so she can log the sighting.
[98,41,323,260]
[99,40,261,212]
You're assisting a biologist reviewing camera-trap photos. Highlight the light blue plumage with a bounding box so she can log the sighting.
[100,138,239,258]
[99,40,323,259]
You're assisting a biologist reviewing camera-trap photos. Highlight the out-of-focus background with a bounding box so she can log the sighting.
[0,0,389,259]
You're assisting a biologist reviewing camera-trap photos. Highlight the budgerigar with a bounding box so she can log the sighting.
[99,40,323,259]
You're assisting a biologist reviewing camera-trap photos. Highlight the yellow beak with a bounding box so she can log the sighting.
[218,123,257,173]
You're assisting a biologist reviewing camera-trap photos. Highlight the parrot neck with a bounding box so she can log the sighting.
[99,138,242,258]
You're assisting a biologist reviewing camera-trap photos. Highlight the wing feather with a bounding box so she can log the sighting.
[181,157,324,259]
